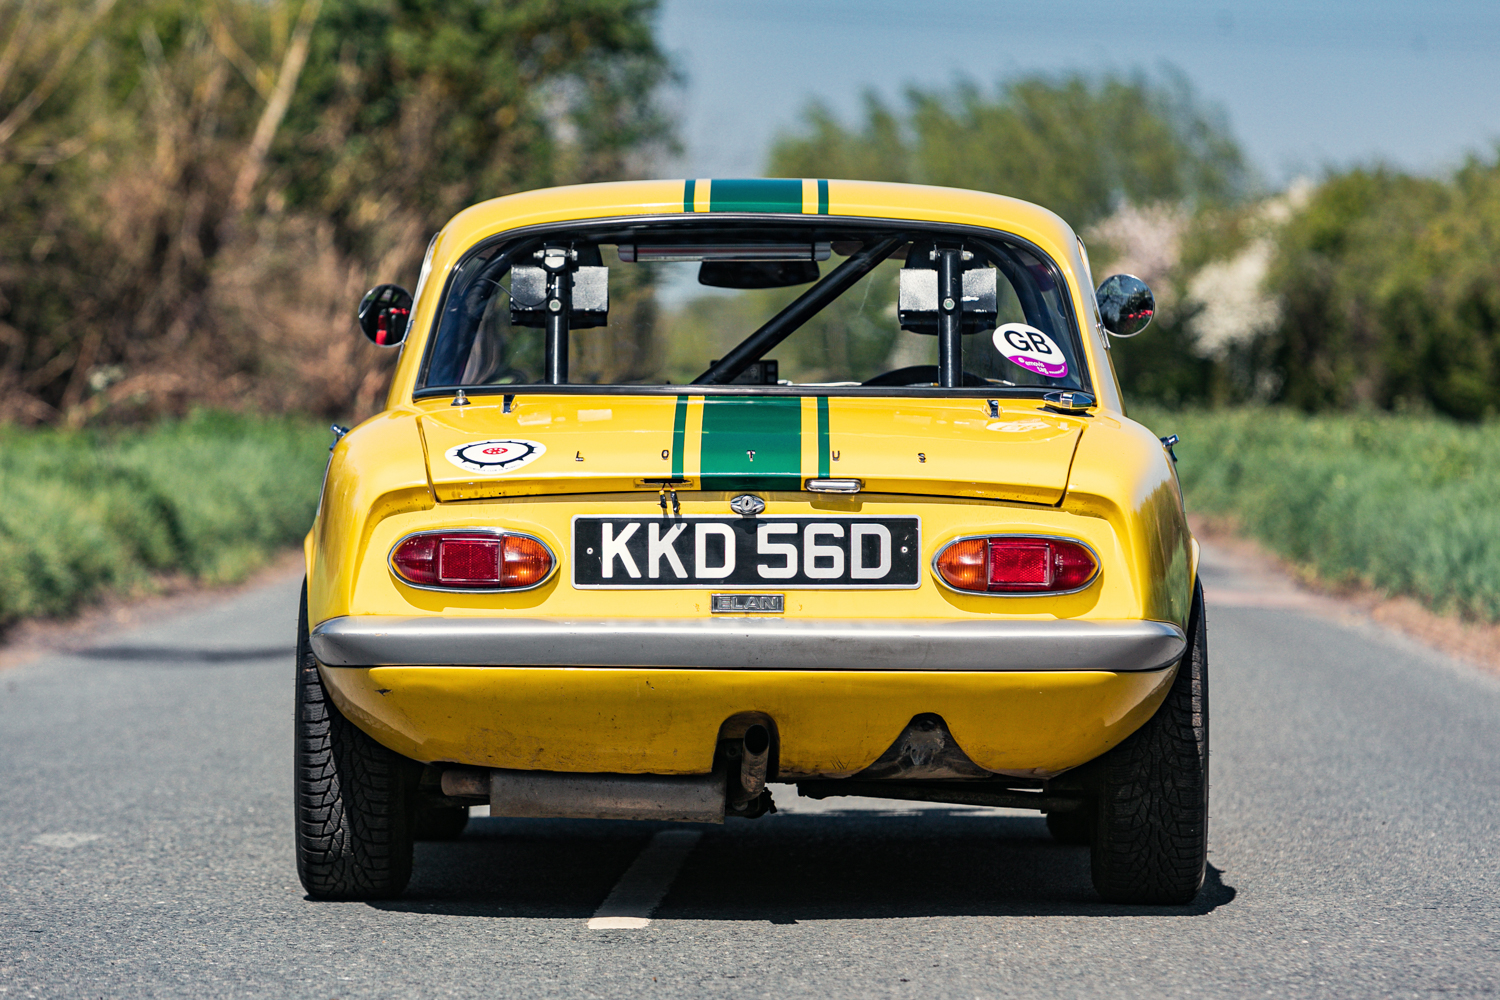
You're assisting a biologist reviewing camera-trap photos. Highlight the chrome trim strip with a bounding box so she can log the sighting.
[310,616,1185,672]
[805,478,863,493]
[388,528,558,594]
[930,532,1102,598]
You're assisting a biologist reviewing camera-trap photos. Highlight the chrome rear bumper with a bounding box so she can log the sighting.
[310,616,1186,672]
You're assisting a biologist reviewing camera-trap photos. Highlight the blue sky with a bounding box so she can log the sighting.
[656,0,1500,186]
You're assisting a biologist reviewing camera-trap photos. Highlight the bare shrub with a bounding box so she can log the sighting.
[0,0,675,425]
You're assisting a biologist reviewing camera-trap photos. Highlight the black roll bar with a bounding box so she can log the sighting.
[693,235,906,385]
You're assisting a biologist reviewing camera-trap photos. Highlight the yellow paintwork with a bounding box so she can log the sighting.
[323,666,1172,778]
[307,179,1198,779]
[311,398,1185,625]
[419,395,1081,505]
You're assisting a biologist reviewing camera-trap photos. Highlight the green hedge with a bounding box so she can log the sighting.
[0,412,328,629]
[1138,407,1500,621]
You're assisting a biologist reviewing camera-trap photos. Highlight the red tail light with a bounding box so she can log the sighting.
[934,536,1098,594]
[390,532,554,590]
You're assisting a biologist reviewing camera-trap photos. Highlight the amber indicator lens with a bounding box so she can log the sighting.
[935,537,1096,593]
[934,538,988,591]
[501,535,552,588]
[392,533,553,589]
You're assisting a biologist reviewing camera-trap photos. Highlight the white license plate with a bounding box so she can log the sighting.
[571,516,920,589]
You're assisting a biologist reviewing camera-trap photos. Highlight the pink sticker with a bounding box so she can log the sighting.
[994,324,1068,378]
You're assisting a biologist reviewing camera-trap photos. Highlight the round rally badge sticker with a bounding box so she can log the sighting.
[445,439,546,475]
[994,323,1068,378]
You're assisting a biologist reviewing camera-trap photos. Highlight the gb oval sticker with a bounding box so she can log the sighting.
[994,323,1068,378]
[445,439,546,475]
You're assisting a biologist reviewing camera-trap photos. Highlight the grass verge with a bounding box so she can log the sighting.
[0,412,328,631]
[1137,407,1500,622]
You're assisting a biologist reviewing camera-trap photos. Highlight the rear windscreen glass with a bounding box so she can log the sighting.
[421,221,1085,394]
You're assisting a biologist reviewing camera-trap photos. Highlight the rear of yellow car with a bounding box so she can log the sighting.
[293,179,1208,907]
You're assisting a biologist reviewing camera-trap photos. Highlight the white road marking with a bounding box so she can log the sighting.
[587,829,701,930]
[32,832,103,849]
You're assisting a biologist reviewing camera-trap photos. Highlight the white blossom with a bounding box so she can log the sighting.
[1185,238,1279,357]
[1083,203,1188,296]
[1183,179,1312,357]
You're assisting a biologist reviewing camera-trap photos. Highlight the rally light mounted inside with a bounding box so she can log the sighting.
[933,535,1099,595]
[618,243,831,263]
[390,530,556,592]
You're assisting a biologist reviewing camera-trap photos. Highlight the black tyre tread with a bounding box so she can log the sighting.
[294,583,414,900]
[1090,580,1209,905]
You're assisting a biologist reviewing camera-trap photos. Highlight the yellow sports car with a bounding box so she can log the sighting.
[296,178,1205,905]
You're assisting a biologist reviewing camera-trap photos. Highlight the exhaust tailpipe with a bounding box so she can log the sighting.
[736,724,770,805]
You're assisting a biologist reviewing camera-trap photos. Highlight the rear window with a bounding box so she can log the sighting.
[420,219,1085,396]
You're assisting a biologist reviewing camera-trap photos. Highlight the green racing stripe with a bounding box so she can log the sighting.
[671,395,689,479]
[698,396,801,491]
[681,178,826,214]
[708,178,802,213]
[816,395,830,477]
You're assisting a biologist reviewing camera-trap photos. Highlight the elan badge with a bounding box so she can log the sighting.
[445,439,547,475]
[994,323,1068,378]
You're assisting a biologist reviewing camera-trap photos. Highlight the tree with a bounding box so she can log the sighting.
[0,0,675,424]
[1265,159,1500,419]
[276,0,675,259]
[769,70,1248,229]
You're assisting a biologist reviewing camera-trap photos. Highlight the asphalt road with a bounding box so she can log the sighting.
[2,546,1498,999]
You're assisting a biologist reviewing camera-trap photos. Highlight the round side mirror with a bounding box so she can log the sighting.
[358,284,413,347]
[1095,274,1154,338]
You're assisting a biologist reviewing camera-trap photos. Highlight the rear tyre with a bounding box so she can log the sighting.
[294,582,415,900]
[413,805,470,841]
[1089,580,1209,905]
[1045,808,1095,846]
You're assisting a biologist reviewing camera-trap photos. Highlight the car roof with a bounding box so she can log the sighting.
[390,179,1118,413]
[428,178,1083,275]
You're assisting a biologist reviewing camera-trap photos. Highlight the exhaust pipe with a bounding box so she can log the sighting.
[441,767,725,823]
[735,724,770,805]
